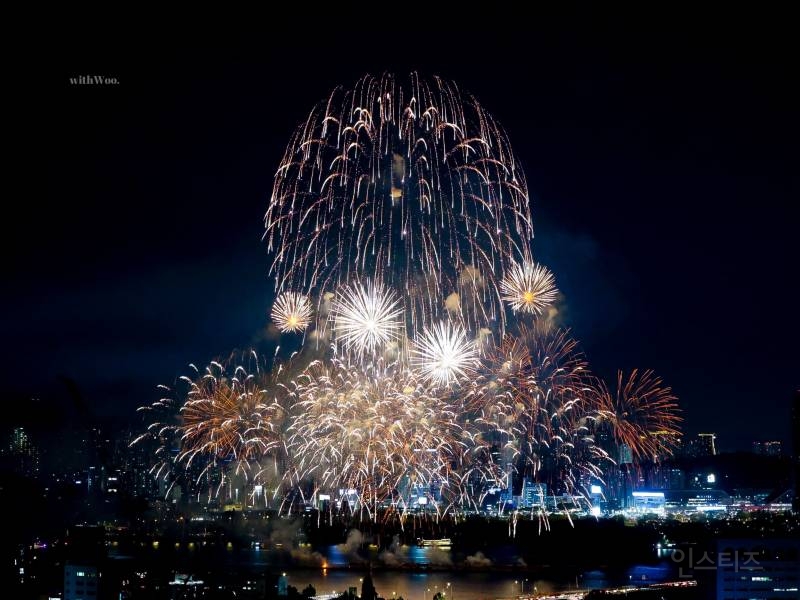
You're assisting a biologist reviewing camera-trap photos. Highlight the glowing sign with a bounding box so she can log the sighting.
[632,491,665,498]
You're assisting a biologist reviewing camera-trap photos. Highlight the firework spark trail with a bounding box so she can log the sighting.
[131,384,181,496]
[500,261,558,315]
[178,362,280,476]
[271,292,314,333]
[132,73,682,529]
[470,322,609,519]
[284,358,501,520]
[412,320,477,388]
[330,280,404,359]
[265,73,535,337]
[594,369,682,462]
[132,352,288,500]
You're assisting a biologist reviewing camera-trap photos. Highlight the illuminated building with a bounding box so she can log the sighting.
[752,440,782,456]
[631,491,665,514]
[277,573,288,596]
[698,433,717,456]
[663,489,731,514]
[618,444,633,465]
[681,433,718,458]
[64,564,99,600]
[668,467,685,490]
[2,427,40,479]
[716,538,799,600]
[793,390,799,513]
[520,478,547,508]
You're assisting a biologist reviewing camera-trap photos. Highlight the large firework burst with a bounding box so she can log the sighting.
[264,73,534,336]
[133,73,683,529]
[471,322,608,511]
[412,320,477,388]
[330,280,404,357]
[271,292,313,333]
[594,369,682,462]
[132,352,286,499]
[500,261,559,315]
[178,357,283,474]
[284,358,499,518]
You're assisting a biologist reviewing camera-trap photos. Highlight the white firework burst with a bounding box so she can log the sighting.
[271,292,313,333]
[330,281,403,356]
[412,321,476,387]
[500,261,558,314]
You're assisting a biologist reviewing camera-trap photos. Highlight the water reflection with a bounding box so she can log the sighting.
[111,542,679,600]
[272,545,677,600]
[283,570,567,600]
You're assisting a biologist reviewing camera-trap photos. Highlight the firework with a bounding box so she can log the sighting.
[271,292,313,333]
[412,321,477,387]
[130,385,181,494]
[500,261,558,315]
[264,73,534,336]
[471,322,608,516]
[178,357,282,474]
[595,369,682,462]
[132,352,286,500]
[330,280,404,357]
[284,358,498,517]
[131,74,684,529]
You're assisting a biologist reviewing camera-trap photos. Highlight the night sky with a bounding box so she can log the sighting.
[6,17,798,450]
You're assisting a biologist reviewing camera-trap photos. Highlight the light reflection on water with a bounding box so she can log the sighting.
[269,546,675,600]
[287,570,561,600]
[282,562,676,600]
[114,543,677,600]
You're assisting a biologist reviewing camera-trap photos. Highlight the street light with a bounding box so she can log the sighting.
[446,582,452,600]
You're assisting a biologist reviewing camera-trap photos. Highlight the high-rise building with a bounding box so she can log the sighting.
[2,427,40,479]
[716,538,799,600]
[752,440,782,456]
[668,467,685,490]
[361,571,378,600]
[698,433,717,456]
[520,479,547,508]
[618,444,633,465]
[64,564,100,600]
[793,390,799,513]
[682,433,717,458]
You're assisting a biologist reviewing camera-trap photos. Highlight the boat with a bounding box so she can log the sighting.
[417,538,452,548]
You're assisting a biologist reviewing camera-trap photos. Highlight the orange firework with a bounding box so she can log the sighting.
[177,353,284,478]
[594,369,682,463]
[284,357,500,519]
[471,321,608,518]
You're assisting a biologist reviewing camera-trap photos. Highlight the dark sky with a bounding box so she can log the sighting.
[6,16,799,450]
